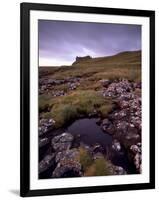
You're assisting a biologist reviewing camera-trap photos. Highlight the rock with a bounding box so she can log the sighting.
[102,118,111,125]
[72,55,92,65]
[125,132,140,145]
[115,121,129,134]
[39,137,49,148]
[102,79,133,98]
[39,118,55,136]
[130,144,141,154]
[52,149,82,178]
[55,149,79,163]
[107,163,127,175]
[102,119,115,135]
[52,133,74,152]
[112,140,121,152]
[52,162,82,178]
[114,166,126,175]
[134,153,141,171]
[39,154,55,173]
[99,79,110,88]
[52,90,65,97]
[129,143,142,173]
[92,144,104,154]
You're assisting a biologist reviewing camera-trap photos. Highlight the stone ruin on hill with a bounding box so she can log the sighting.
[72,55,92,65]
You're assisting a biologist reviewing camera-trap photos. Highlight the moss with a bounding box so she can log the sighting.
[48,90,113,128]
[39,94,52,112]
[78,147,93,171]
[98,104,114,118]
[85,157,112,176]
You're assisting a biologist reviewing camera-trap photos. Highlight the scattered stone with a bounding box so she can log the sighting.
[102,79,133,98]
[52,90,65,97]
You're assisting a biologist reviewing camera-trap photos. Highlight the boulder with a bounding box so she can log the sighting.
[52,149,82,178]
[52,133,74,152]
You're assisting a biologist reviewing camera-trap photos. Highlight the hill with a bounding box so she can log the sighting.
[39,50,141,82]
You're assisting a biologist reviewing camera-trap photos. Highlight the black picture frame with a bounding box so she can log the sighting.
[20,2,155,197]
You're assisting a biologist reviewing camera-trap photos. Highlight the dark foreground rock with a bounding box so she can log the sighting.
[52,149,82,178]
[39,153,55,173]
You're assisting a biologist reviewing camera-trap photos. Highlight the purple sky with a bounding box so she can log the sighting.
[39,20,141,66]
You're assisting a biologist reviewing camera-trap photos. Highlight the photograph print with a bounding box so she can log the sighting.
[38,20,142,179]
[21,3,155,196]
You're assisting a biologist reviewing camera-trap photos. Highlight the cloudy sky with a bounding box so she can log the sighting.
[39,20,141,66]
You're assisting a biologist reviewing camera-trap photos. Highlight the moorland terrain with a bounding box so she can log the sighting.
[38,50,142,178]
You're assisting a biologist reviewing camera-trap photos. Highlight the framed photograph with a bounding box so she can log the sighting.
[20,2,155,197]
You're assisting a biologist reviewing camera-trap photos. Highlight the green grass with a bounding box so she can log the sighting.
[77,147,112,176]
[84,157,112,176]
[78,147,93,171]
[42,90,113,128]
[39,94,52,112]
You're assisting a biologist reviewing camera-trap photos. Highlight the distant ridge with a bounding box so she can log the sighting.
[39,50,141,69]
[72,50,141,65]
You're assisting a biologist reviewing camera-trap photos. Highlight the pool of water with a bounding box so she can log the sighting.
[66,118,112,149]
[39,118,137,177]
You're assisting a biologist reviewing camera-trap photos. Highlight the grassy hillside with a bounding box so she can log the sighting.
[39,50,141,128]
[39,50,141,82]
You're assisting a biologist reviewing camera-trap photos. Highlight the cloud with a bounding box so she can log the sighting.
[38,20,141,66]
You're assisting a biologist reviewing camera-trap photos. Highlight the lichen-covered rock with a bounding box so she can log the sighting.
[101,79,142,173]
[102,79,133,98]
[52,149,82,178]
[39,118,55,136]
[52,133,74,152]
